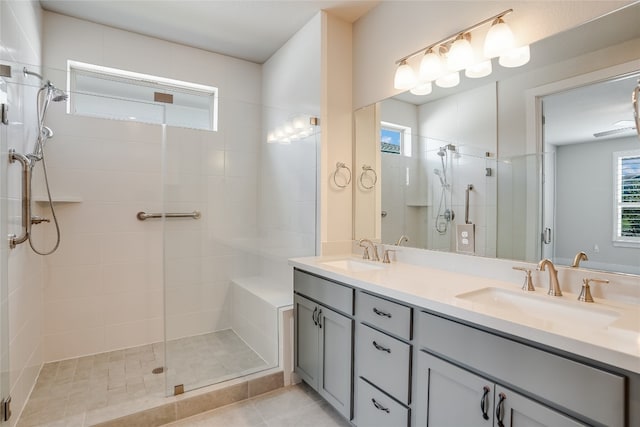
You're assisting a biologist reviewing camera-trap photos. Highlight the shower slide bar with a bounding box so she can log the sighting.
[136,210,201,221]
[8,149,32,249]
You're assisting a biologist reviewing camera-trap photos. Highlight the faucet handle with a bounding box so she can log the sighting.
[512,266,535,291]
[382,249,396,264]
[578,278,610,303]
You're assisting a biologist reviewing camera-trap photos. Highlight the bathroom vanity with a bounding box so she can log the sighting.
[290,257,640,427]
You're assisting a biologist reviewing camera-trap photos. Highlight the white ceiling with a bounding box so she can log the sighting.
[543,74,639,146]
[40,0,379,64]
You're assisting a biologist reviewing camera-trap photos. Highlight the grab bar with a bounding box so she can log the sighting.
[464,184,474,224]
[8,149,32,249]
[136,210,201,221]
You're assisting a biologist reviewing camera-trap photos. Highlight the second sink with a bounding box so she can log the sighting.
[455,287,621,330]
[320,259,386,273]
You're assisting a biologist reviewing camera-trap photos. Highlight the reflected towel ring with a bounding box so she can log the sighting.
[360,165,378,190]
[333,162,352,188]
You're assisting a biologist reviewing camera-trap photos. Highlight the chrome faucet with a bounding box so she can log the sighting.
[571,251,588,267]
[538,258,562,296]
[358,239,380,261]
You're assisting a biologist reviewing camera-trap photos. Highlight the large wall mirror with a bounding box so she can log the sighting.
[354,2,640,275]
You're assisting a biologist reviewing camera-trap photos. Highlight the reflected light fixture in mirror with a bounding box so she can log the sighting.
[393,8,530,96]
[499,45,531,67]
[410,81,433,95]
[436,72,460,88]
[465,60,493,78]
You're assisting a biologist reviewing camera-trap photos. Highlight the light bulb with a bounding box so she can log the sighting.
[394,60,417,90]
[447,34,474,71]
[410,82,433,96]
[484,18,515,58]
[419,49,443,82]
[293,116,306,130]
[435,72,460,88]
[499,45,530,68]
[465,60,492,79]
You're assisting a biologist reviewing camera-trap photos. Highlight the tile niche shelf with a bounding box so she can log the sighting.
[33,195,83,203]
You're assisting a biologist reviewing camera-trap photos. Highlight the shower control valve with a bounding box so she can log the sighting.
[31,216,50,225]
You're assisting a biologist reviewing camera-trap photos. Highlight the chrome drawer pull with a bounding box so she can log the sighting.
[371,398,390,413]
[373,307,392,318]
[372,341,391,353]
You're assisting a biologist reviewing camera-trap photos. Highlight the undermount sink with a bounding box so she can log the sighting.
[456,287,621,330]
[320,259,385,273]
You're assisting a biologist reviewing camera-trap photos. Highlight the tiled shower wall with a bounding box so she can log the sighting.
[40,11,262,361]
[0,1,45,425]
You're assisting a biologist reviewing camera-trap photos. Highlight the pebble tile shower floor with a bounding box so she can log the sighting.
[17,330,269,427]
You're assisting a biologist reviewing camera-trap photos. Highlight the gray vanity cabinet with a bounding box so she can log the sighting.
[293,270,354,420]
[417,312,624,427]
[418,352,585,427]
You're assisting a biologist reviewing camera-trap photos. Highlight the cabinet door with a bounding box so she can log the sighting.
[294,294,319,389]
[494,385,587,427]
[417,352,494,427]
[318,306,353,420]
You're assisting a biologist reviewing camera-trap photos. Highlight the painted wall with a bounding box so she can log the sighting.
[40,11,262,361]
[0,1,45,424]
[321,12,354,254]
[555,137,639,274]
[260,12,321,282]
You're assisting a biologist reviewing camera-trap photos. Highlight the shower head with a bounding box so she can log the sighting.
[437,148,446,157]
[46,82,68,102]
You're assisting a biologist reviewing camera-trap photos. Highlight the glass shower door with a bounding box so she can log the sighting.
[162,100,319,395]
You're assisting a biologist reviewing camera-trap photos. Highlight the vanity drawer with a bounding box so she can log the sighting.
[357,378,409,427]
[419,312,625,427]
[294,269,353,315]
[357,323,411,404]
[357,291,412,340]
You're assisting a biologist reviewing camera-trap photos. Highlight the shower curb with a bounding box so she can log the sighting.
[90,370,284,427]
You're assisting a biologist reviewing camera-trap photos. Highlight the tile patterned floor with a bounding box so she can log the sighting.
[17,330,269,427]
[163,382,352,427]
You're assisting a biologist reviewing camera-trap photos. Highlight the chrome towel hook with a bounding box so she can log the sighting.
[359,164,377,190]
[333,162,352,188]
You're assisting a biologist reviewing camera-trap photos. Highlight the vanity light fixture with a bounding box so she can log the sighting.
[447,34,474,71]
[484,17,516,58]
[393,59,418,90]
[393,9,530,96]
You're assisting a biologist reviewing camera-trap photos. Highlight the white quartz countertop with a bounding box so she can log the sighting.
[289,255,640,374]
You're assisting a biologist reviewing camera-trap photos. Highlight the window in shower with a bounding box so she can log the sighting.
[380,121,412,156]
[67,60,218,131]
[614,150,640,246]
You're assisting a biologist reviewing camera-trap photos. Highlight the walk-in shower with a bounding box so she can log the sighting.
[6,57,319,426]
